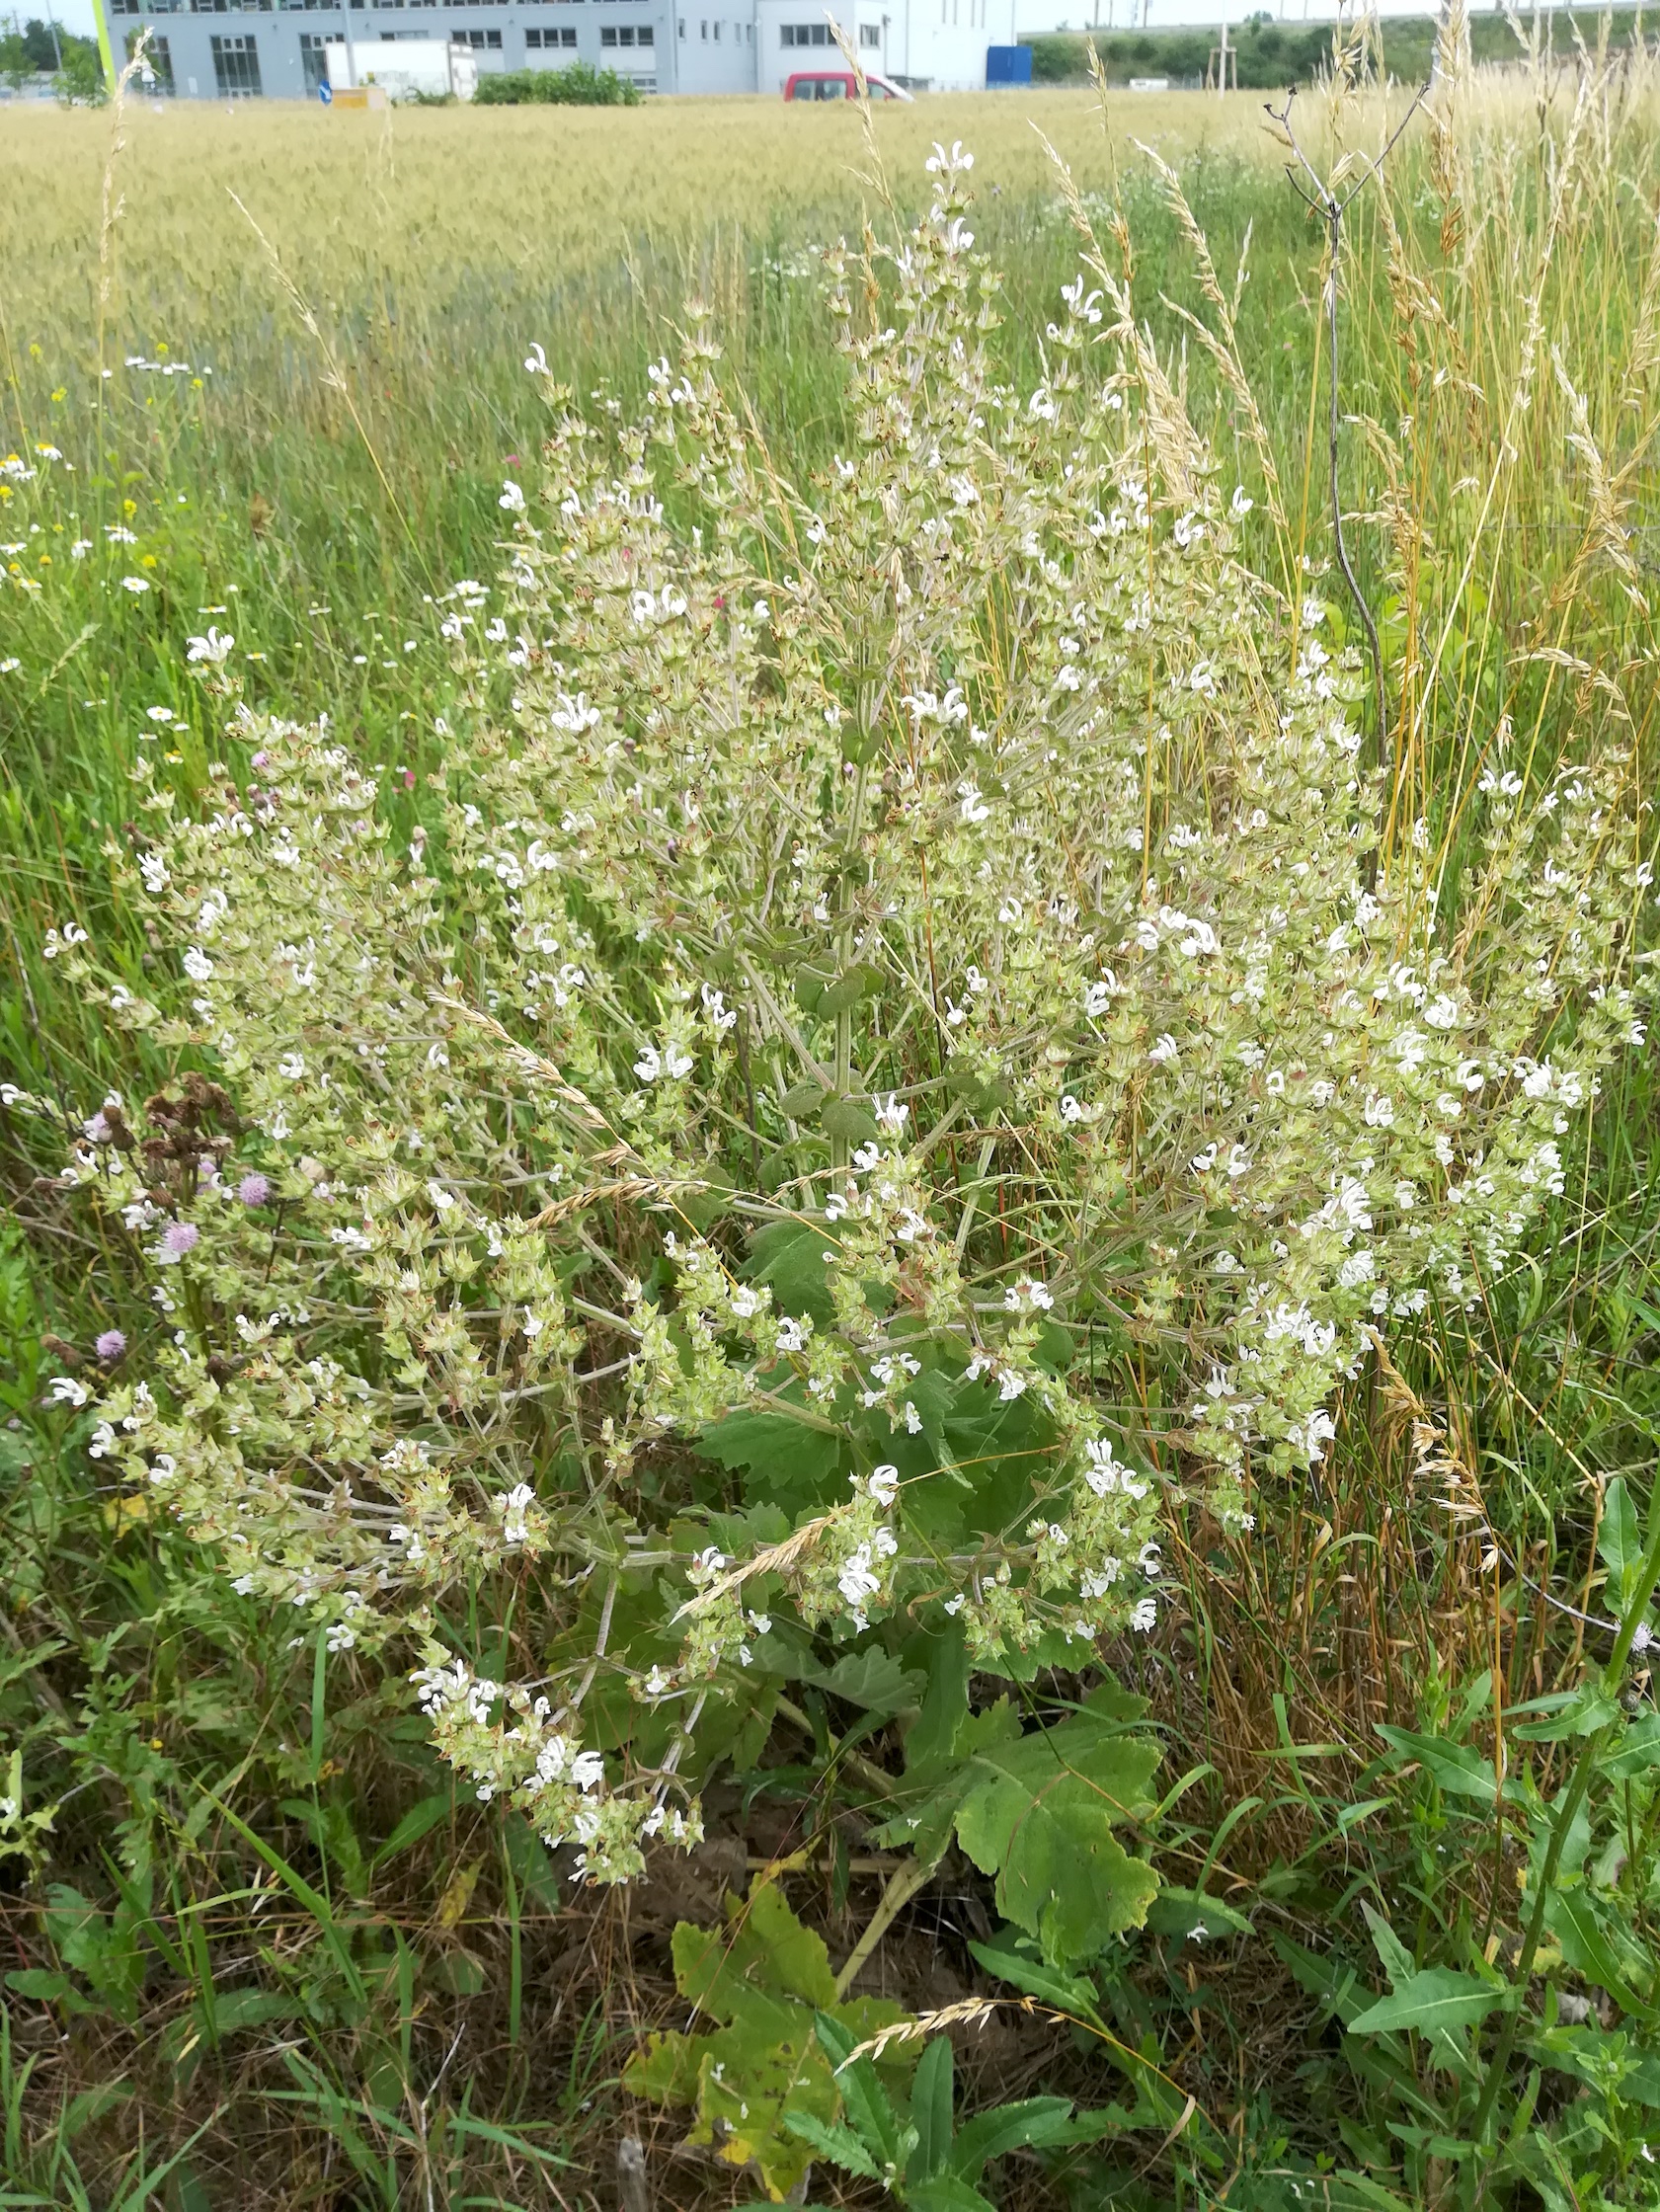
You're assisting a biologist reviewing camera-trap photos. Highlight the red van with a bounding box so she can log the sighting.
[783,69,912,100]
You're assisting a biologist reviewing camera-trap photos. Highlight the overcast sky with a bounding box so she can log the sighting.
[37,0,1496,56]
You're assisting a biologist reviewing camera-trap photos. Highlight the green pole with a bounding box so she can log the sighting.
[88,0,116,92]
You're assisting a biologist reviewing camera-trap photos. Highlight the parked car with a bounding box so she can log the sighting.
[782,69,912,101]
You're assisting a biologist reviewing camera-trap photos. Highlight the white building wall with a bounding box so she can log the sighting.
[884,0,1017,89]
[751,1,874,95]
[671,4,756,93]
[753,0,1013,93]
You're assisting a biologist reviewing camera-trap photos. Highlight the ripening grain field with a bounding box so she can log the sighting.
[6,41,1660,2212]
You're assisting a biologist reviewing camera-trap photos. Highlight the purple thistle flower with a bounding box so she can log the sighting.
[239,1173,272,1208]
[159,1222,199,1263]
[96,1329,127,1363]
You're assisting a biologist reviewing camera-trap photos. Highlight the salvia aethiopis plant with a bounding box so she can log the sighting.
[27,140,1653,1882]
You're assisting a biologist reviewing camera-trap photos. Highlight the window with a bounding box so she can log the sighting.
[699,17,706,35]
[526,24,576,45]
[677,15,683,32]
[452,26,501,45]
[781,22,833,44]
[298,30,329,85]
[210,31,262,90]
[712,17,719,36]
[858,20,878,41]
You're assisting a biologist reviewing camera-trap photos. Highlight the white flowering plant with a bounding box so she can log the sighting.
[29,139,1653,1915]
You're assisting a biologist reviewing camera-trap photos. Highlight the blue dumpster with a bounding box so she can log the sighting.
[986,44,1033,86]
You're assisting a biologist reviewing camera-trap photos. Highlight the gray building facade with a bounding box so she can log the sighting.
[109,0,749,99]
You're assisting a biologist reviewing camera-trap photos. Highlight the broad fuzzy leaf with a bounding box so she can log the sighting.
[1348,1968,1513,2038]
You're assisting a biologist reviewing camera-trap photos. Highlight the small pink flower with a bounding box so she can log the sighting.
[96,1329,127,1362]
[403,769,416,791]
[239,1173,271,1208]
[159,1222,198,1262]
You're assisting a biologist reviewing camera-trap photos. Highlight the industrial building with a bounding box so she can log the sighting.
[109,0,1016,100]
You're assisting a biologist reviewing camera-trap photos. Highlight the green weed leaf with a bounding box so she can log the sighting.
[1348,1968,1513,2038]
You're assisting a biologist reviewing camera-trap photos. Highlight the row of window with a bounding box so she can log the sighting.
[117,0,660,11]
[211,30,262,88]
[524,23,575,43]
[778,21,879,45]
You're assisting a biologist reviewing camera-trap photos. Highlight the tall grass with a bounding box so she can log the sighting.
[3,36,1660,2207]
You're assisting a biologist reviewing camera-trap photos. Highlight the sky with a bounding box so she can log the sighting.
[33,0,1506,56]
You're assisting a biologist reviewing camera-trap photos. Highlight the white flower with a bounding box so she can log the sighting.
[874,1093,909,1135]
[187,627,235,665]
[121,575,151,594]
[838,1543,882,1617]
[867,1463,900,1506]
[182,947,213,983]
[499,479,526,514]
[278,1054,305,1081]
[523,342,549,375]
[48,1377,90,1407]
[633,1044,662,1083]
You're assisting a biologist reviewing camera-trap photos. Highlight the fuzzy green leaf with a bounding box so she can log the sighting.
[672,1877,838,2016]
[1598,1476,1644,1611]
[1348,1968,1513,2037]
[949,2095,1076,2181]
[780,2106,884,2180]
[907,2034,956,2182]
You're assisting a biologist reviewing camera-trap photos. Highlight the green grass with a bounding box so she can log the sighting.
[4,40,1660,2207]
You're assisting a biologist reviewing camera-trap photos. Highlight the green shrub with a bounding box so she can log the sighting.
[33,136,1648,1896]
[474,60,641,107]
